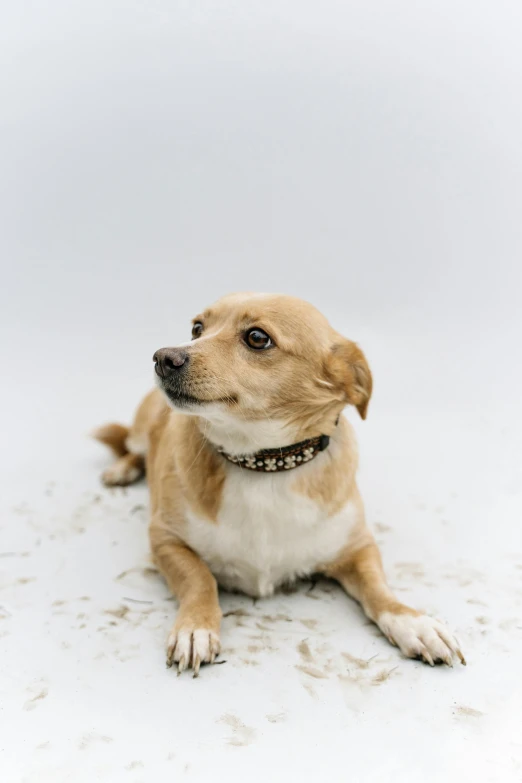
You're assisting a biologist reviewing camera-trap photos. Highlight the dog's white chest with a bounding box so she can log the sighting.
[184,469,357,597]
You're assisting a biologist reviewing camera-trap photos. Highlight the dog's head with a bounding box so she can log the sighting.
[153,293,371,445]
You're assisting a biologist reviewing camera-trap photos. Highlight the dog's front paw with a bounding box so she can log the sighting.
[166,626,221,677]
[378,611,465,667]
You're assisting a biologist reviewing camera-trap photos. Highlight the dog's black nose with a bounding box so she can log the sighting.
[153,348,189,379]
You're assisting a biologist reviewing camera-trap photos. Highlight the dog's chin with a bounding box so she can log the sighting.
[161,387,206,412]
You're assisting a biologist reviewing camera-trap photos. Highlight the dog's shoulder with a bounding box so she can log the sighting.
[291,416,358,516]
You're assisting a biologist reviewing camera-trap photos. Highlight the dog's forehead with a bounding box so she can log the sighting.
[203,293,332,335]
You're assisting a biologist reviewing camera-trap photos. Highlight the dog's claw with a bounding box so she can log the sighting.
[434,627,465,666]
[177,655,187,676]
[421,647,434,666]
[166,628,221,676]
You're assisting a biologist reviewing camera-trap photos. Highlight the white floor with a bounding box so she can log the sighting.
[3,2,522,778]
[2,321,521,783]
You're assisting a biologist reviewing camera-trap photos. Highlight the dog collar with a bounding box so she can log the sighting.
[217,434,330,473]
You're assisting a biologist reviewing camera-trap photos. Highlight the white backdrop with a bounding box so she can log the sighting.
[2,2,521,424]
[1,3,522,782]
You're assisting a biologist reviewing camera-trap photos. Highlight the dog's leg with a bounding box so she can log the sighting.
[325,541,465,666]
[151,532,222,677]
[101,453,145,486]
[92,423,145,486]
[93,389,167,487]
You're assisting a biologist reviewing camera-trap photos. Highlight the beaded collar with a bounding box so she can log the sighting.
[217,433,331,473]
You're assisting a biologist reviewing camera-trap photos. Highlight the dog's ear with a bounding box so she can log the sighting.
[327,340,372,419]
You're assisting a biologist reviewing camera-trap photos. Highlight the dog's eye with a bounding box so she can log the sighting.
[245,328,272,350]
[192,322,204,339]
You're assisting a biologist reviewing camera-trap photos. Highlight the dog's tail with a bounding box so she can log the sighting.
[91,423,130,458]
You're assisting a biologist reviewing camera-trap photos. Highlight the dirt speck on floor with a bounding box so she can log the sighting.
[300,618,318,630]
[79,733,114,750]
[394,562,426,579]
[122,596,154,605]
[104,605,130,620]
[218,714,256,747]
[498,618,521,631]
[262,613,292,623]
[443,568,486,588]
[342,652,373,669]
[297,640,313,662]
[116,566,159,581]
[301,681,318,699]
[454,705,484,719]
[142,567,160,578]
[239,657,260,667]
[296,664,328,679]
[24,688,49,711]
[223,608,250,618]
[371,667,399,685]
[338,671,367,687]
[266,712,286,723]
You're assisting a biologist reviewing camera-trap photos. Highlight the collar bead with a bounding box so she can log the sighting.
[217,434,330,473]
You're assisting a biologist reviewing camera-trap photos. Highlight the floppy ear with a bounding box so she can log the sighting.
[328,340,373,419]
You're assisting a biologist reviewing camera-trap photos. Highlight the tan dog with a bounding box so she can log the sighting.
[94,292,465,676]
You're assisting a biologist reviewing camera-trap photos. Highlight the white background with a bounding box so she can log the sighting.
[1,2,521,781]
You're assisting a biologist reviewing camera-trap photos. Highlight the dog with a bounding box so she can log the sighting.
[93,292,465,676]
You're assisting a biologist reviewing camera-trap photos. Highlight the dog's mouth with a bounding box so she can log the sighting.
[160,381,237,410]
[163,388,208,408]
